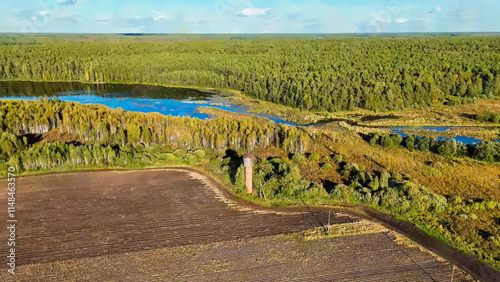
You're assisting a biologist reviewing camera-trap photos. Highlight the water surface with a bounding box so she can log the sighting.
[0,81,496,144]
[0,81,295,125]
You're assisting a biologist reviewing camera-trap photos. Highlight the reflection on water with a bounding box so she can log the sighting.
[0,81,496,144]
[0,81,296,126]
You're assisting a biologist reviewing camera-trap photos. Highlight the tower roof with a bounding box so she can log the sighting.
[243,154,254,160]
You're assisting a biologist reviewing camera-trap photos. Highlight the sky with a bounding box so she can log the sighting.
[0,0,499,34]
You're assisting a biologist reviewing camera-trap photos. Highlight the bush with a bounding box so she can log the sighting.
[291,154,306,163]
[321,163,333,172]
[392,172,403,181]
[472,141,499,162]
[479,110,500,123]
[332,154,343,163]
[380,171,390,189]
[416,137,431,152]
[330,184,353,200]
[405,134,416,151]
[161,153,178,162]
[340,163,356,177]
[308,153,320,161]
[192,149,206,159]
[380,134,394,148]
[369,133,403,148]
[437,139,457,157]
[173,148,188,158]
[357,164,366,172]
[391,134,403,147]
[182,153,198,165]
[368,176,379,191]
[369,134,380,146]
[235,165,246,192]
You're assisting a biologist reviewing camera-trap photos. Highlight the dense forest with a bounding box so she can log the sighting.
[0,98,313,170]
[0,36,499,112]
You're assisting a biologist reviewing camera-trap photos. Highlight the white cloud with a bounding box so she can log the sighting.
[30,16,37,20]
[395,18,408,23]
[56,0,78,5]
[39,11,49,15]
[152,10,167,21]
[435,6,442,12]
[238,8,270,17]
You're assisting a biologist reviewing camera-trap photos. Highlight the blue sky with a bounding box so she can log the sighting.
[1,0,499,33]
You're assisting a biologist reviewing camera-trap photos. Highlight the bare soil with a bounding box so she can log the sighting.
[0,169,353,266]
[1,230,473,282]
[0,168,495,281]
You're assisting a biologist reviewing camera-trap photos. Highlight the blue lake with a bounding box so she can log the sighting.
[0,81,496,145]
[0,81,296,126]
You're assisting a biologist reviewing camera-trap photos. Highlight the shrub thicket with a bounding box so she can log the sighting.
[369,133,500,163]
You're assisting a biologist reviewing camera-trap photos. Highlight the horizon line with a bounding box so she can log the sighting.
[1,32,500,35]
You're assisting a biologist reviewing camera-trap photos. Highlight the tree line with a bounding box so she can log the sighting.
[369,133,500,162]
[0,36,499,112]
[0,99,313,166]
[1,140,211,172]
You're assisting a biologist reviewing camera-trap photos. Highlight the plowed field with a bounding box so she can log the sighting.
[0,169,355,266]
[0,169,480,281]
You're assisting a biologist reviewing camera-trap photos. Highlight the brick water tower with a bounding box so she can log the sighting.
[243,154,254,194]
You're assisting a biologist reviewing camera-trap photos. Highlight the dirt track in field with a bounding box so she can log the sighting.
[0,168,498,281]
